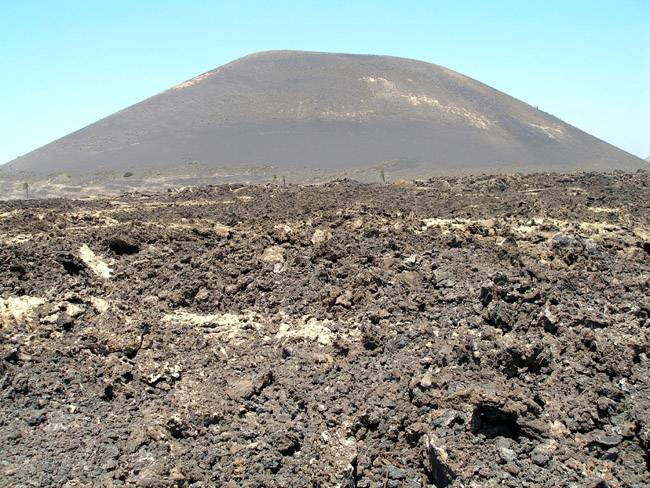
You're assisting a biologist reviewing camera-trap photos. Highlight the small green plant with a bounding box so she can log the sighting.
[123,172,133,178]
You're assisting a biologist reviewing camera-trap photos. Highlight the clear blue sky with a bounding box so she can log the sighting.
[1,0,649,164]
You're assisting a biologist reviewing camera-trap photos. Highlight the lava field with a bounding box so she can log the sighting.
[1,171,649,487]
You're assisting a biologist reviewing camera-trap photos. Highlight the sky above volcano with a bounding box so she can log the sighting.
[1,0,648,164]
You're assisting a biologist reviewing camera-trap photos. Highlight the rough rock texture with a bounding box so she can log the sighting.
[1,171,649,487]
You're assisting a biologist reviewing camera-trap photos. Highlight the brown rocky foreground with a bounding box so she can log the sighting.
[1,171,649,487]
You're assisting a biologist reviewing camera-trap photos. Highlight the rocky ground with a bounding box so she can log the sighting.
[1,171,649,487]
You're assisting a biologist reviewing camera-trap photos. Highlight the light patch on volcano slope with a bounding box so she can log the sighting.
[173,71,216,90]
[527,123,565,140]
[360,76,492,129]
[320,109,376,120]
[0,296,45,328]
[78,244,113,279]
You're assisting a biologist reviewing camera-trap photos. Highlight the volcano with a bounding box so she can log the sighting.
[2,50,645,178]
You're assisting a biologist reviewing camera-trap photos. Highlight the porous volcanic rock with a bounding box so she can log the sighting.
[1,171,649,487]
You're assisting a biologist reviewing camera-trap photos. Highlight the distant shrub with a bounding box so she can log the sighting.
[123,172,133,178]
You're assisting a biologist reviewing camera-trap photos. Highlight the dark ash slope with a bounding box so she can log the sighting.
[2,50,645,177]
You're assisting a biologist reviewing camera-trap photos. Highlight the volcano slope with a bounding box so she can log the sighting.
[2,50,646,185]
[1,171,649,487]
